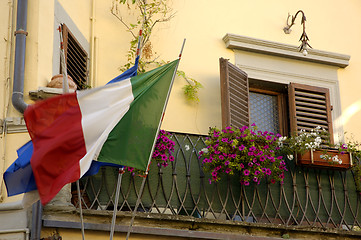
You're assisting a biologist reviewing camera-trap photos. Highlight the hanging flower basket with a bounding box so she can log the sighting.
[296,149,352,170]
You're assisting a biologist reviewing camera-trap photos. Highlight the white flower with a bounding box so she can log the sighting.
[185,145,190,151]
[287,155,294,160]
[200,148,208,154]
[279,136,287,142]
[332,155,341,164]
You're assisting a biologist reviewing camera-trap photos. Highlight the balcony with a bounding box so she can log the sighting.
[45,132,361,238]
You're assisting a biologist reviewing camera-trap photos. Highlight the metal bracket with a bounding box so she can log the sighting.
[4,117,27,133]
[14,30,28,36]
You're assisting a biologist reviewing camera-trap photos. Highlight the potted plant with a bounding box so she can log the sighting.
[200,124,287,186]
[279,126,353,170]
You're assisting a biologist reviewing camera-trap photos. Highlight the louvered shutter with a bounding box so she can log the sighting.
[288,83,334,144]
[219,58,249,129]
[62,24,89,89]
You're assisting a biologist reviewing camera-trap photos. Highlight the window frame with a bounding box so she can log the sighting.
[249,87,288,136]
[220,58,335,142]
[222,33,349,143]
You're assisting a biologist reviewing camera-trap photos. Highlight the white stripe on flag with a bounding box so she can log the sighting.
[77,79,134,176]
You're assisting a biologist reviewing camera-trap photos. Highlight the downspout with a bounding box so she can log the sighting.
[11,0,42,239]
[12,0,28,114]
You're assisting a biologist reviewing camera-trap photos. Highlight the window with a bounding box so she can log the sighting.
[221,34,349,143]
[61,24,89,89]
[219,58,334,143]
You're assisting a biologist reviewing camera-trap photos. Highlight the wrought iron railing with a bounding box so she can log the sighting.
[75,132,361,230]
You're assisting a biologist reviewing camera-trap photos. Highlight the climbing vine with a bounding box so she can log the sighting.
[111,0,202,102]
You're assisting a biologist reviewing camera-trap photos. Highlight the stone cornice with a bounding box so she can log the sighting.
[223,33,350,68]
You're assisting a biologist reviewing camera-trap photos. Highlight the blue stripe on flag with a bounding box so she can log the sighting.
[3,141,37,196]
[107,56,139,84]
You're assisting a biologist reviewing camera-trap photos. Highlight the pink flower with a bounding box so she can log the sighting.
[243,169,250,176]
[249,146,256,152]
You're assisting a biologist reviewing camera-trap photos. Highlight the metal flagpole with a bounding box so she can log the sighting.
[109,167,125,240]
[125,38,186,240]
[76,180,86,240]
[109,4,147,239]
[58,25,69,94]
[59,25,85,240]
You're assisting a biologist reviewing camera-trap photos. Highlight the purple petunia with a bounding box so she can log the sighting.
[249,146,256,152]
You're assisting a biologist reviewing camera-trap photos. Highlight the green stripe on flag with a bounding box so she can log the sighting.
[97,60,179,171]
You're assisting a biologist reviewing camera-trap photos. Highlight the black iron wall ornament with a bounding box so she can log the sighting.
[283,10,312,56]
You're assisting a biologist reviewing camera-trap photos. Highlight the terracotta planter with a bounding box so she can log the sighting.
[296,149,352,170]
[47,74,77,90]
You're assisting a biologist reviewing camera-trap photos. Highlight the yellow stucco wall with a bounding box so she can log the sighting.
[41,228,186,240]
[16,0,359,137]
[57,0,360,136]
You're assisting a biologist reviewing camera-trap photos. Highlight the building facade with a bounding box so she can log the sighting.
[1,0,361,239]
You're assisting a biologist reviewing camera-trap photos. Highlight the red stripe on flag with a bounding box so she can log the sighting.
[24,93,86,205]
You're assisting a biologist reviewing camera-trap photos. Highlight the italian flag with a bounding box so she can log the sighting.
[24,60,178,205]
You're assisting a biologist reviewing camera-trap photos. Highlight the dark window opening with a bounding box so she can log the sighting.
[61,24,89,89]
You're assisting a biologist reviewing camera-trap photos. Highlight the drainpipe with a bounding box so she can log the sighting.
[12,0,28,114]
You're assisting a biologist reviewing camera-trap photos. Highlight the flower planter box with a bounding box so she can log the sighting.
[296,149,352,170]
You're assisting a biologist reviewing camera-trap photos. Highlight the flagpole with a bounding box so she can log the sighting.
[109,4,147,240]
[58,25,69,94]
[109,167,125,240]
[59,24,85,239]
[76,180,86,240]
[125,38,186,240]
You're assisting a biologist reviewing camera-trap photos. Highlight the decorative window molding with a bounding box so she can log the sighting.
[223,33,350,68]
[53,0,89,79]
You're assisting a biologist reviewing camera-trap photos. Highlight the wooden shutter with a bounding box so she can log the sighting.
[219,58,249,129]
[288,83,334,144]
[62,24,88,89]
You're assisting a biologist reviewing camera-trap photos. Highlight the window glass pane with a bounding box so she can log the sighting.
[249,92,279,134]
